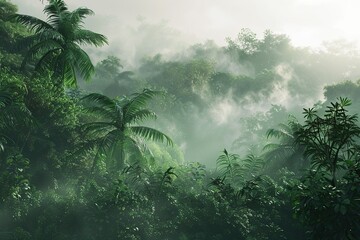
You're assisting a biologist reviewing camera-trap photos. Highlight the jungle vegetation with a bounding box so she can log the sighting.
[0,0,360,239]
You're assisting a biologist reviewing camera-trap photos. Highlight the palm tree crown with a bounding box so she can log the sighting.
[81,89,173,171]
[13,0,108,87]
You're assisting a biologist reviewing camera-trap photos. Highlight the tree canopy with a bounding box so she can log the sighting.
[1,1,360,239]
[13,0,108,87]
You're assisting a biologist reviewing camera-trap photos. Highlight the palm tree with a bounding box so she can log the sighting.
[263,118,306,173]
[81,89,173,172]
[13,0,108,87]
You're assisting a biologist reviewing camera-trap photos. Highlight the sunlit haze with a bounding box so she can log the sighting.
[12,0,360,49]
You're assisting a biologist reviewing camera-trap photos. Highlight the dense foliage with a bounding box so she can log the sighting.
[0,0,360,239]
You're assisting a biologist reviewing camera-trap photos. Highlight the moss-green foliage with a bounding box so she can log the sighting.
[290,98,360,239]
[0,0,28,69]
[1,1,360,239]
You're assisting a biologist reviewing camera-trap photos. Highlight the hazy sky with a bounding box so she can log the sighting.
[11,0,360,62]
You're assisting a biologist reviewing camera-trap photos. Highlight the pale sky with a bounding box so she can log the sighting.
[11,0,360,55]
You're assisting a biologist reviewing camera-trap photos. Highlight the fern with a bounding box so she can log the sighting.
[216,149,241,181]
[216,149,264,187]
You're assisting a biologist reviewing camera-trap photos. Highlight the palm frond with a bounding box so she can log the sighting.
[82,122,115,137]
[99,129,124,152]
[81,93,115,108]
[81,93,121,123]
[73,29,108,47]
[69,7,94,23]
[67,44,95,82]
[37,29,64,42]
[128,109,157,124]
[55,50,73,85]
[44,0,68,28]
[34,47,61,73]
[21,39,62,69]
[266,123,293,139]
[129,126,173,146]
[264,144,295,161]
[82,106,116,120]
[11,14,53,33]
[112,100,124,121]
[123,89,162,122]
